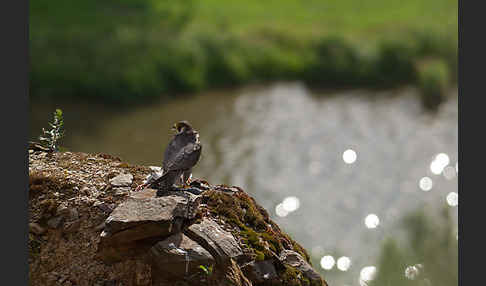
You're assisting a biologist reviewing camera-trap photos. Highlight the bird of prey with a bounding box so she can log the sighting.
[134,120,202,192]
[157,121,202,190]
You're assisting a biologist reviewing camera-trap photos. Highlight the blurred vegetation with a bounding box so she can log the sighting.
[370,206,458,286]
[416,59,452,111]
[30,0,457,109]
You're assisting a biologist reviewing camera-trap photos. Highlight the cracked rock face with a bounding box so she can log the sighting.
[185,217,243,264]
[97,191,200,264]
[149,233,215,280]
[104,195,195,234]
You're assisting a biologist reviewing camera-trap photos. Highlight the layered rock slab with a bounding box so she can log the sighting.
[185,217,243,264]
[97,190,201,264]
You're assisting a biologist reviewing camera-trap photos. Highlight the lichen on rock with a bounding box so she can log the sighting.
[28,150,328,286]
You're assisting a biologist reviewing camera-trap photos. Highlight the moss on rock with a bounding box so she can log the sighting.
[199,188,315,284]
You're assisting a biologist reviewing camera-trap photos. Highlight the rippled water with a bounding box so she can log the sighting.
[30,82,458,285]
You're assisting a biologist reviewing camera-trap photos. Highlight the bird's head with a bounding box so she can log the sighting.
[172,120,194,134]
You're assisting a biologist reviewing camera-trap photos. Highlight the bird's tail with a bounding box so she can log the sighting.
[152,170,178,190]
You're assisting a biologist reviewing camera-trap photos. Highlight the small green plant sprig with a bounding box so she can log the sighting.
[198,264,213,276]
[39,109,64,152]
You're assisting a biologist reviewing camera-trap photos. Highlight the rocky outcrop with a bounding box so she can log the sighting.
[28,150,328,286]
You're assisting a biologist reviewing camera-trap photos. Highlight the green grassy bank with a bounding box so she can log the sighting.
[30,0,457,109]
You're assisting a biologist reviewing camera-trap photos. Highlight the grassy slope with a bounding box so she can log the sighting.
[193,0,457,42]
[30,0,457,106]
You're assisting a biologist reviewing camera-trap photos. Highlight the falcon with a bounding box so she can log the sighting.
[157,121,202,190]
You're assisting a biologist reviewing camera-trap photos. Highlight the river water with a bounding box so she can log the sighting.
[29,82,458,285]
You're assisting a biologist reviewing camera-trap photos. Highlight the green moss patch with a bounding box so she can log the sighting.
[198,188,318,285]
[200,188,311,265]
[281,265,322,286]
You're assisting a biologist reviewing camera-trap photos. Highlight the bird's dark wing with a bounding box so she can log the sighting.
[162,137,180,171]
[164,143,202,172]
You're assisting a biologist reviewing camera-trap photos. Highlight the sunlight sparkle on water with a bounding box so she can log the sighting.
[364,214,380,229]
[343,149,357,164]
[430,153,450,175]
[282,196,300,212]
[275,203,289,217]
[320,255,335,270]
[446,192,458,207]
[436,153,450,166]
[419,177,433,191]
[337,256,351,271]
[359,266,377,286]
